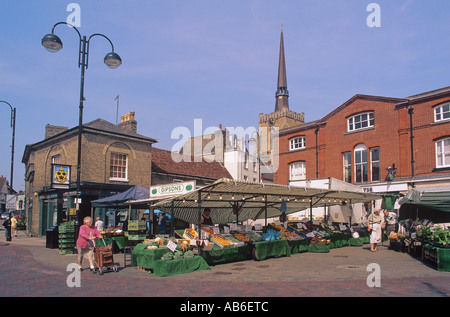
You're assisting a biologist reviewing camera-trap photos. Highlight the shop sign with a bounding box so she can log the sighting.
[51,164,71,189]
[6,195,16,211]
[150,181,196,198]
[362,182,408,193]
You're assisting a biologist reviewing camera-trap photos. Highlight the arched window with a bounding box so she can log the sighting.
[347,112,374,132]
[354,144,368,183]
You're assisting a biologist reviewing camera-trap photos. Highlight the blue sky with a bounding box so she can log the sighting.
[1,0,450,191]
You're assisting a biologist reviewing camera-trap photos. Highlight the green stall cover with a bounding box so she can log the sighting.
[398,188,450,223]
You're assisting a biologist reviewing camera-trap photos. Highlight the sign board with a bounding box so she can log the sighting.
[68,208,77,216]
[362,182,408,193]
[150,181,196,198]
[51,164,71,189]
[6,195,16,211]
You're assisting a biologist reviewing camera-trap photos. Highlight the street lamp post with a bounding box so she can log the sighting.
[0,101,16,191]
[42,22,122,223]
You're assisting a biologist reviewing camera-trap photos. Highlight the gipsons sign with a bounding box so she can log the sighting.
[150,181,196,198]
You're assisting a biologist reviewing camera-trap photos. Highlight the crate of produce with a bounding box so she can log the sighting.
[224,234,245,247]
[234,233,250,242]
[281,230,302,241]
[286,226,308,239]
[128,220,147,231]
[127,234,147,241]
[212,235,233,248]
[183,228,197,240]
[422,246,438,266]
[201,228,215,239]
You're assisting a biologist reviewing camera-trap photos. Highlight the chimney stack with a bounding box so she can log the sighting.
[118,110,137,133]
[45,124,68,139]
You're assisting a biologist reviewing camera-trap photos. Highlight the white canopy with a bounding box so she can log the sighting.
[146,178,381,225]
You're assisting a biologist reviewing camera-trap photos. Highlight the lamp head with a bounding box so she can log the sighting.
[104,52,122,69]
[41,33,63,53]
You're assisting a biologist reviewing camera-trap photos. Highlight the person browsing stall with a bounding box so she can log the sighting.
[76,216,103,273]
[201,208,214,226]
[383,209,397,236]
[95,217,104,232]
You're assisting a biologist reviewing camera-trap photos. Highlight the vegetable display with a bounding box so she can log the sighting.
[417,225,450,247]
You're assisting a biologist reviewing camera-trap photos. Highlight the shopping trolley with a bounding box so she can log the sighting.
[93,239,118,275]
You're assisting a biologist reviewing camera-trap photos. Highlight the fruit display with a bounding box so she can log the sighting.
[128,220,146,231]
[268,223,303,241]
[212,235,233,248]
[103,227,124,237]
[183,228,197,240]
[233,233,250,242]
[201,228,215,237]
[280,230,302,241]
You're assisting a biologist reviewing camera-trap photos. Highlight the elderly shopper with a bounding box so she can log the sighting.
[367,209,385,252]
[76,216,103,272]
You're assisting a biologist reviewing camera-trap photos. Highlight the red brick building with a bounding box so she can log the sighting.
[275,87,450,194]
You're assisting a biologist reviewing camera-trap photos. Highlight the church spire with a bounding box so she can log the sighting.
[275,24,289,112]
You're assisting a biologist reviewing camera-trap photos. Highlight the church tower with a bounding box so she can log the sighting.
[259,26,305,157]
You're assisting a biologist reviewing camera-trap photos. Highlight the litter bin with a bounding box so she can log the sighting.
[46,226,59,249]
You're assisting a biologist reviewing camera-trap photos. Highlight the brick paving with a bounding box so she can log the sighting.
[1,232,449,301]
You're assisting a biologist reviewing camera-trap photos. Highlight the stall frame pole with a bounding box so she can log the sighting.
[197,190,203,256]
[170,200,174,237]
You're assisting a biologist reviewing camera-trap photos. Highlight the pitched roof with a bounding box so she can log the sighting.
[83,118,157,142]
[151,147,232,180]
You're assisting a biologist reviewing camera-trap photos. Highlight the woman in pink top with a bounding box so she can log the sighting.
[77,216,103,272]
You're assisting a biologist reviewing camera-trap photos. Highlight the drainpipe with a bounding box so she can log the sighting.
[408,106,415,187]
[315,127,319,178]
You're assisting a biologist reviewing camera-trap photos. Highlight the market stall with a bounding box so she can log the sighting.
[131,236,210,276]
[125,178,381,275]
[392,187,450,271]
[91,186,151,248]
[398,187,450,223]
[386,217,450,271]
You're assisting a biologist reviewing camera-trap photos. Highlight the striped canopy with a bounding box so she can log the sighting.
[148,178,381,225]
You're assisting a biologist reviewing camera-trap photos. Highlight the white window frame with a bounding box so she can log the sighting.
[52,154,61,164]
[370,147,380,181]
[436,138,450,168]
[354,144,368,183]
[347,112,374,132]
[289,161,306,181]
[434,103,450,122]
[109,152,128,181]
[289,136,306,151]
[343,152,352,183]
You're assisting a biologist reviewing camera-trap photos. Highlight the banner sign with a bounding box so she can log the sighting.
[150,181,196,198]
